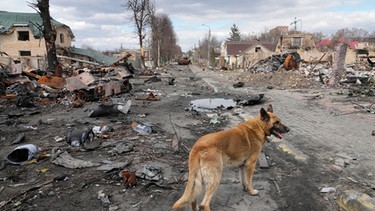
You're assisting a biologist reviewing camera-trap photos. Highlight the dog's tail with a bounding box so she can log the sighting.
[173,150,202,209]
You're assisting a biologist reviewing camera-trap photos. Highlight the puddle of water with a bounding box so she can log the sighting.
[190,98,236,112]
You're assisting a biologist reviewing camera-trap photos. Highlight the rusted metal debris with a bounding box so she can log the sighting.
[0,57,134,107]
[65,66,133,102]
[251,52,301,72]
[283,53,300,70]
[121,170,137,188]
[177,57,191,65]
[22,71,67,89]
[135,92,160,101]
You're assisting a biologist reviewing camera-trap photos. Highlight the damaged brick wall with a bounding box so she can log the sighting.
[275,33,316,53]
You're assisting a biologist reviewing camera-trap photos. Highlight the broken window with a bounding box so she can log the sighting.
[18,31,30,41]
[19,51,31,56]
[255,47,261,52]
[60,33,64,43]
[292,37,302,48]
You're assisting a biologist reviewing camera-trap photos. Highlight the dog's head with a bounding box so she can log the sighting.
[260,104,290,139]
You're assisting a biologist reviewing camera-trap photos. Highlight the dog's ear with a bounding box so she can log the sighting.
[267,104,273,113]
[260,108,270,122]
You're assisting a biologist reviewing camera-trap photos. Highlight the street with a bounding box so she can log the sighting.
[0,64,374,211]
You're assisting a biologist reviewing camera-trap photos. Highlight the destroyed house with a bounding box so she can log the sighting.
[220,41,274,69]
[64,47,117,67]
[0,11,74,60]
[275,33,316,53]
[0,11,119,70]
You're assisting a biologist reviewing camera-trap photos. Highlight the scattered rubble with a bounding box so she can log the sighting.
[232,51,375,91]
[0,56,134,108]
[249,52,301,73]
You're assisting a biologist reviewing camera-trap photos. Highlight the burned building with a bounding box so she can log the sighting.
[0,11,74,71]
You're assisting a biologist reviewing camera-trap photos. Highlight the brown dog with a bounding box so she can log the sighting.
[173,104,289,211]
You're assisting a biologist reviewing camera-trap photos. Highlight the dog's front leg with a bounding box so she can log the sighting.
[239,164,248,191]
[245,154,260,195]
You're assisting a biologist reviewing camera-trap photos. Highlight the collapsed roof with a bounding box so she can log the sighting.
[0,11,74,39]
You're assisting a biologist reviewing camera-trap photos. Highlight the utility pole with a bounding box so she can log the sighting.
[202,24,211,67]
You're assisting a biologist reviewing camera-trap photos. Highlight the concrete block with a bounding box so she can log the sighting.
[258,152,269,169]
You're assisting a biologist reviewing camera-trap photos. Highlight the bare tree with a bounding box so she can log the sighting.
[369,31,375,38]
[29,0,60,75]
[196,34,219,66]
[124,0,155,70]
[150,13,178,66]
[311,32,326,44]
[332,27,370,43]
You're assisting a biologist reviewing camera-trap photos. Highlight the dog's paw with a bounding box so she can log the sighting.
[249,189,259,195]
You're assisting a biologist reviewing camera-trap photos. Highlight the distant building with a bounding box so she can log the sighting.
[220,40,274,69]
[275,33,316,53]
[269,26,288,36]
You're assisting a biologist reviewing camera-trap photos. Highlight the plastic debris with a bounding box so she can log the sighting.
[140,165,162,181]
[6,144,37,165]
[36,168,49,173]
[97,190,110,207]
[92,125,113,139]
[132,123,152,135]
[320,187,336,193]
[11,133,25,145]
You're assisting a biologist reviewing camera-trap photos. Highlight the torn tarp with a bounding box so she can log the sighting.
[50,148,100,168]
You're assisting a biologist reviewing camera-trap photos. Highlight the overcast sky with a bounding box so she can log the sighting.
[2,0,375,52]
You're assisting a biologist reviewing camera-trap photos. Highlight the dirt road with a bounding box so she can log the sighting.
[0,64,374,211]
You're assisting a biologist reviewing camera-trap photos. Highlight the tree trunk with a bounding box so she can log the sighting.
[139,42,146,70]
[36,0,60,75]
[329,43,347,87]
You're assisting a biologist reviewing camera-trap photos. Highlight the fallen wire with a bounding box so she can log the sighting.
[79,163,132,190]
[137,181,176,193]
[352,102,375,114]
[169,113,190,153]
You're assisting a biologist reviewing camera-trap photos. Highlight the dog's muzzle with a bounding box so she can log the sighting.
[271,124,290,140]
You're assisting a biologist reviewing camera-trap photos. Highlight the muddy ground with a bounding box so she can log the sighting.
[0,64,373,211]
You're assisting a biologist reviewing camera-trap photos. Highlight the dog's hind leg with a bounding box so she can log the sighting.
[199,161,223,211]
